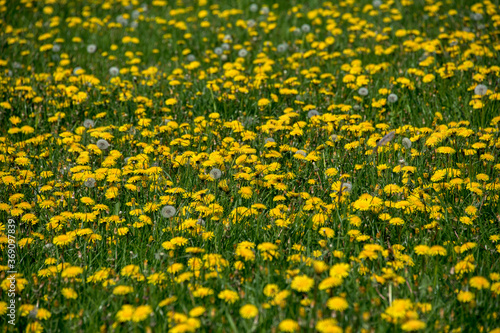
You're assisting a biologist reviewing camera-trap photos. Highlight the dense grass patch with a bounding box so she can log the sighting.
[1,0,500,332]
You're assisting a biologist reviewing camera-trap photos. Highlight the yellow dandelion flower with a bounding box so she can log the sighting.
[263,284,280,297]
[290,275,314,292]
[189,306,205,317]
[330,263,350,278]
[414,245,430,255]
[469,276,490,290]
[326,296,349,311]
[218,290,240,304]
[239,304,258,319]
[279,319,300,332]
[132,305,152,322]
[457,290,474,303]
[53,234,75,247]
[116,305,135,322]
[402,319,426,331]
[61,288,78,299]
[239,186,253,199]
[61,266,83,278]
[26,322,44,333]
[113,285,134,295]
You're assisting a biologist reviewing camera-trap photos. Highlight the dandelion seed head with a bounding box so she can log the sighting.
[52,44,61,52]
[87,44,97,54]
[387,93,398,103]
[358,87,369,96]
[307,110,320,118]
[96,139,110,150]
[214,47,223,55]
[161,205,177,218]
[238,49,248,58]
[221,43,231,51]
[109,66,120,76]
[372,0,382,8]
[353,104,361,111]
[301,24,311,33]
[264,138,275,144]
[295,150,307,157]
[474,84,488,96]
[116,15,128,25]
[83,119,95,129]
[249,3,258,12]
[209,168,222,180]
[261,6,270,15]
[186,54,196,62]
[84,177,96,188]
[402,137,412,149]
[28,308,38,319]
[471,12,483,21]
[277,43,288,53]
[342,181,352,193]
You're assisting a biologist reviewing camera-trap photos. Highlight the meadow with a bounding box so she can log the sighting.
[1,0,500,332]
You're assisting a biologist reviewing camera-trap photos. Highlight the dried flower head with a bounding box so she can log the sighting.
[96,139,110,150]
[342,181,352,193]
[109,66,120,77]
[474,84,488,96]
[307,110,320,118]
[83,119,95,129]
[402,137,412,149]
[277,43,288,53]
[358,87,369,96]
[87,44,97,54]
[301,24,311,33]
[161,205,177,218]
[209,168,222,180]
[387,93,398,103]
[84,178,96,188]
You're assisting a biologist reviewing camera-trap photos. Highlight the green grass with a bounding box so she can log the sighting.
[1,0,500,332]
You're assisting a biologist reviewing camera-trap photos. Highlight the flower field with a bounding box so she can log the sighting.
[1,0,500,331]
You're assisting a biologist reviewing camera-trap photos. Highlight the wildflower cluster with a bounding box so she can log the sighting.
[1,0,500,332]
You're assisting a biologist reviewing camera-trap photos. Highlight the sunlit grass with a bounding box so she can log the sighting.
[1,0,500,332]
